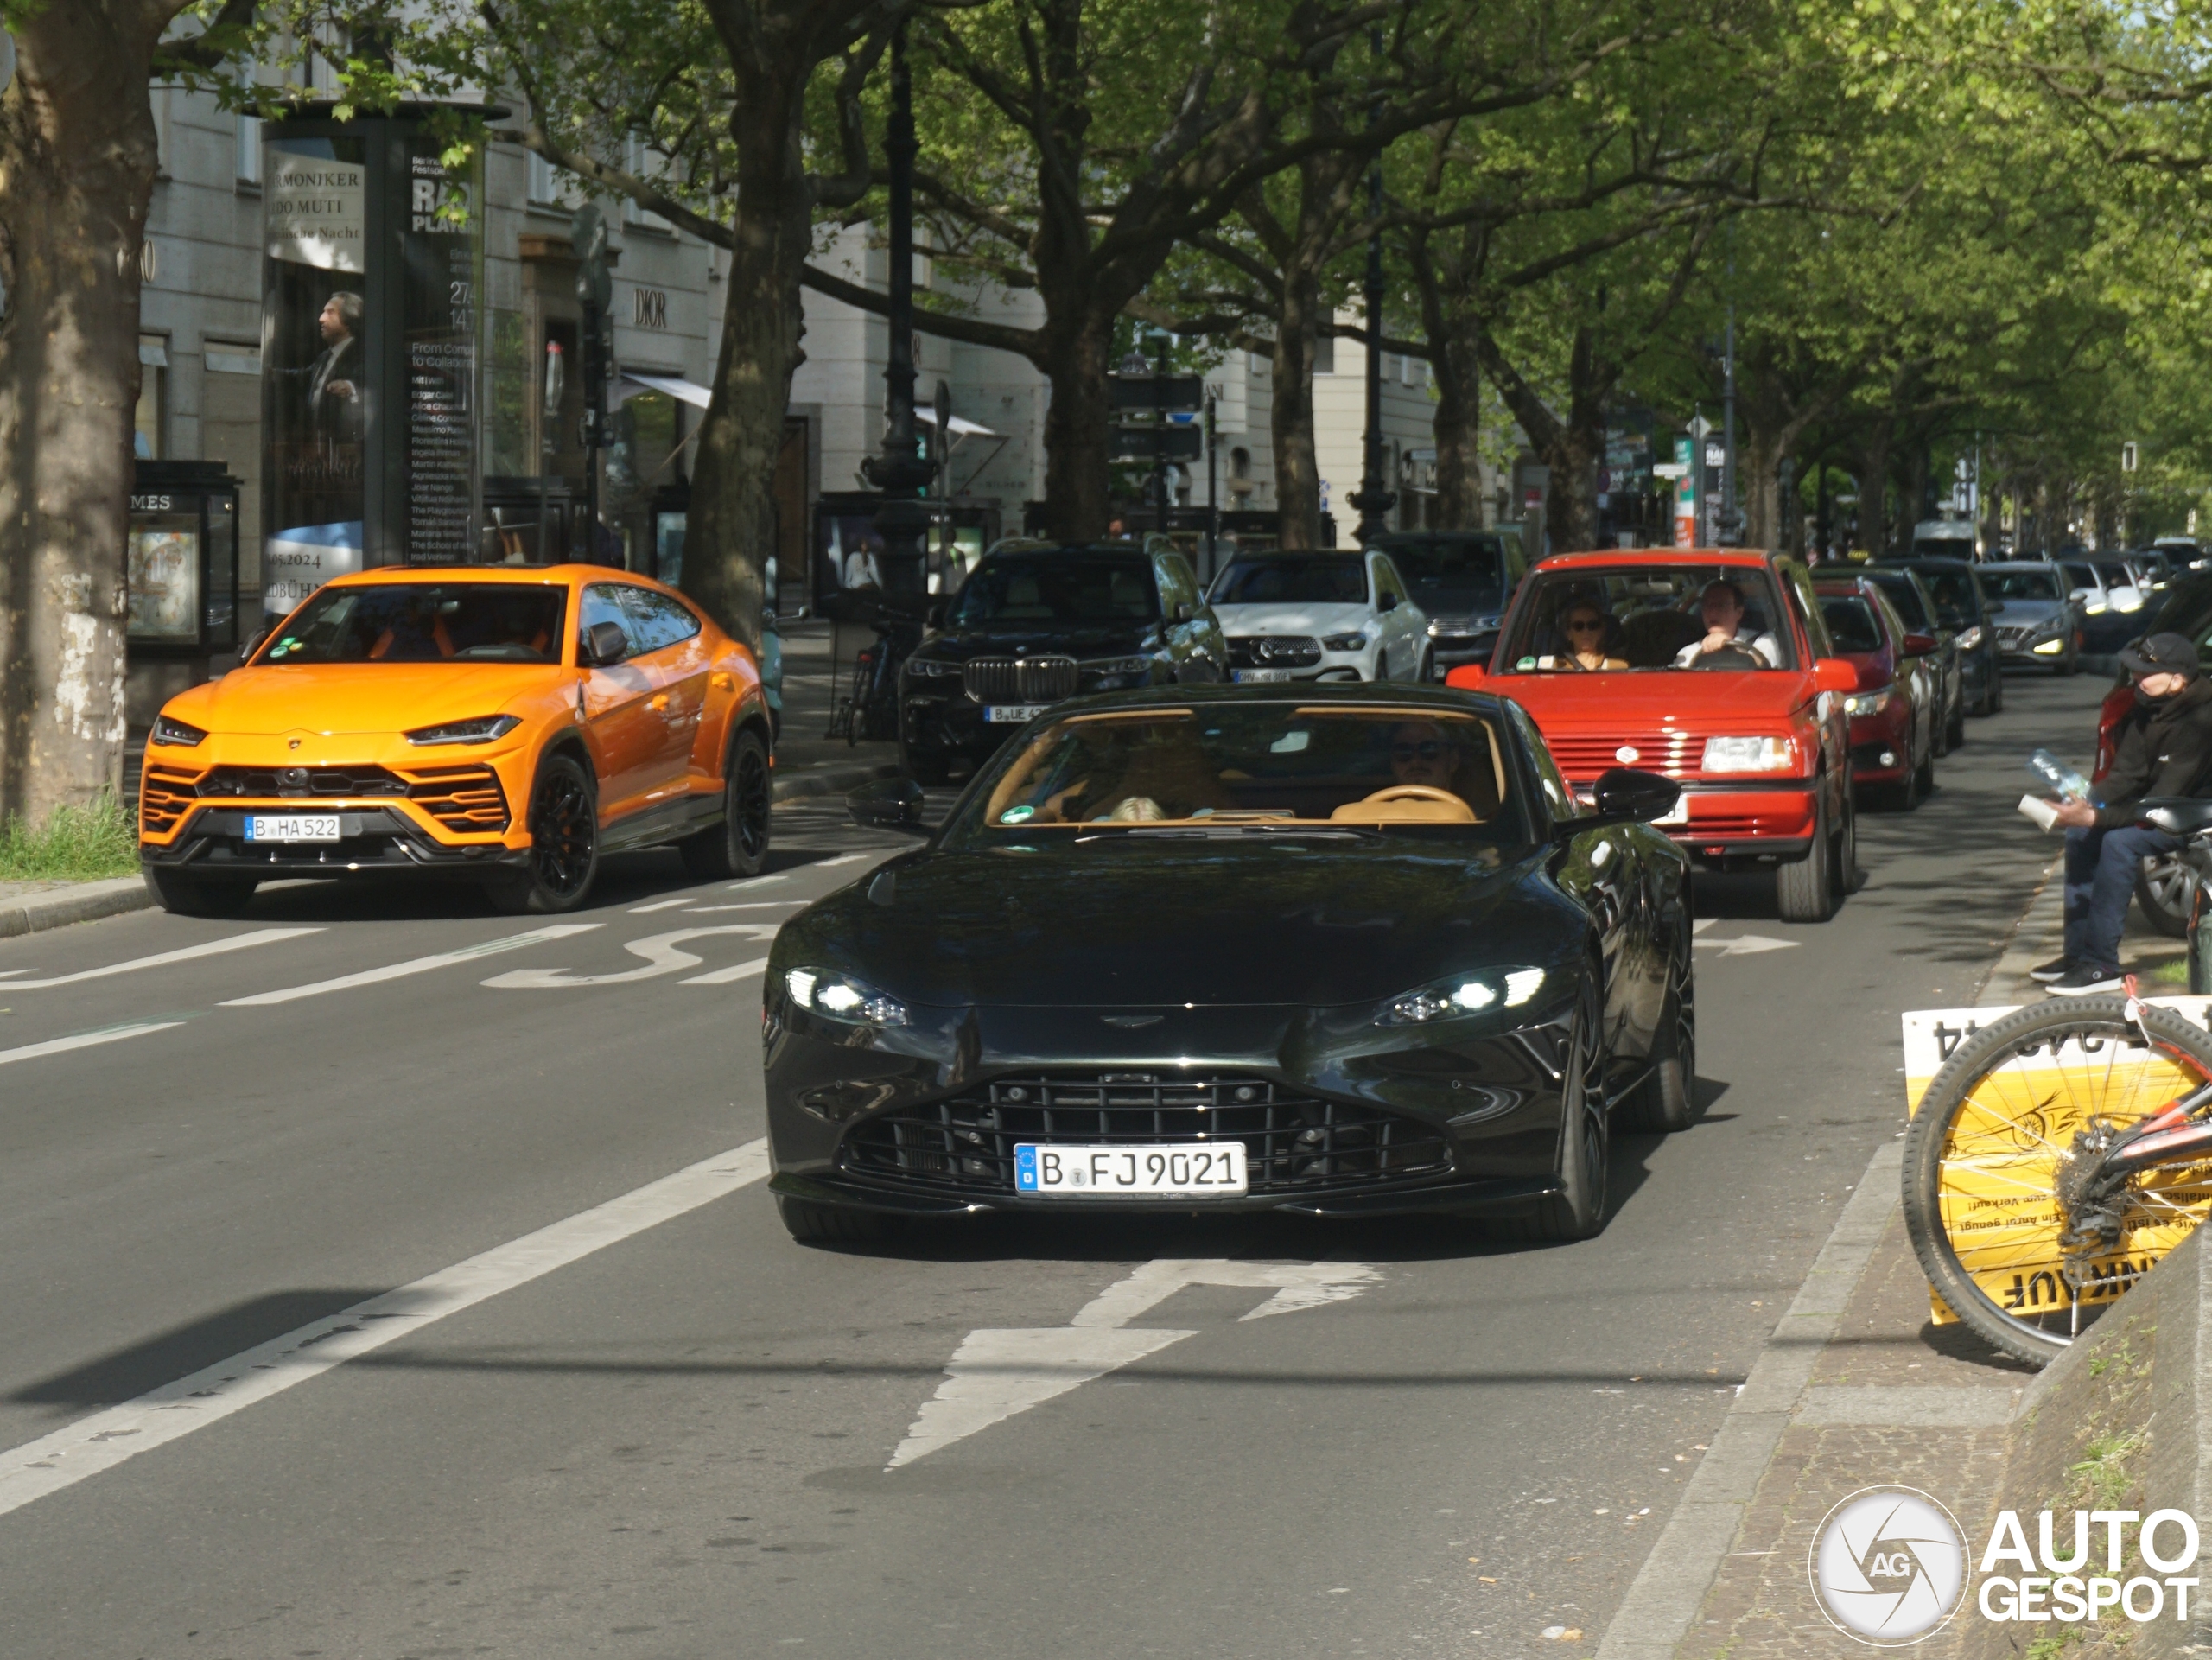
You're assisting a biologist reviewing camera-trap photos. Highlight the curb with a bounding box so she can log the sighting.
[0,877,155,940]
[771,760,902,805]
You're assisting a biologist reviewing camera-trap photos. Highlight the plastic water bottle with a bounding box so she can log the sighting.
[2028,748,2091,801]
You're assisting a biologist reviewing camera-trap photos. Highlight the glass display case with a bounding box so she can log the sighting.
[128,460,239,653]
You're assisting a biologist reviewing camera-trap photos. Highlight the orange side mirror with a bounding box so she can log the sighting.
[1813,657,1858,694]
[1445,663,1488,689]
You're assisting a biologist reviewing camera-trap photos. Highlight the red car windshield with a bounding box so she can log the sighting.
[1502,565,1799,672]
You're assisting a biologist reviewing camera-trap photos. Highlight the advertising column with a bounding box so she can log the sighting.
[261,140,367,617]
[1673,436,1697,548]
[400,137,480,563]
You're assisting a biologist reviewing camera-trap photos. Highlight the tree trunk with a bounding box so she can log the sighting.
[1858,426,1891,558]
[1427,315,1483,531]
[1541,423,1605,551]
[1741,427,1785,553]
[0,3,173,825]
[1038,314,1114,542]
[1271,270,1322,549]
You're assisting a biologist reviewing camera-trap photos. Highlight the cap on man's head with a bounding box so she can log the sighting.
[2120,633,2201,678]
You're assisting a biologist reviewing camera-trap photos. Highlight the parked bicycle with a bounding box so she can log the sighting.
[1904,797,2212,1364]
[826,592,926,746]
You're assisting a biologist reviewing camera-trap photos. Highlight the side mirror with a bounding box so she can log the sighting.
[925,599,948,628]
[240,624,274,661]
[1378,590,1400,612]
[1446,662,1487,686]
[581,620,628,667]
[1901,632,1938,657]
[1813,657,1859,694]
[1986,600,2006,614]
[1592,766,1681,823]
[1174,600,1195,622]
[848,777,928,834]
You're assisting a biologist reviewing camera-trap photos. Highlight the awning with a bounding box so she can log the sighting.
[617,371,712,409]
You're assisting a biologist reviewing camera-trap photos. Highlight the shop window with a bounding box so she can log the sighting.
[236,113,262,187]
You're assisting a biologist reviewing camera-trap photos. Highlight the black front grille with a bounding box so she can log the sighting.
[194,765,409,798]
[963,656,1078,703]
[1227,636,1321,669]
[842,1072,1452,1197]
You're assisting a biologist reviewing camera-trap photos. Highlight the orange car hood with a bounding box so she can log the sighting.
[1491,668,1813,731]
[165,663,557,736]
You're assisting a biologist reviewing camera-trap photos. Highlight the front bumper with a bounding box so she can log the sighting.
[141,806,531,877]
[1572,776,1818,858]
[763,995,1583,1219]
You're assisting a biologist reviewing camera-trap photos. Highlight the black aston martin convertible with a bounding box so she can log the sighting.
[761,683,1694,1244]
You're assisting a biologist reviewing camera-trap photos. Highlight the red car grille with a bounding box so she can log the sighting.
[1543,730,1700,780]
[1678,811,1764,838]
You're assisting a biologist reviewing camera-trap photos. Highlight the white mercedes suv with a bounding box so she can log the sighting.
[1206,549,1431,684]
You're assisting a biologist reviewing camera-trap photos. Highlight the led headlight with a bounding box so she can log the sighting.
[1377,967,1546,1026]
[2083,601,2108,616]
[2032,639,2065,654]
[1844,690,1891,716]
[2114,592,2145,613]
[150,714,207,747]
[1078,655,1154,676]
[404,714,523,746]
[1700,735,1797,774]
[904,657,960,677]
[1321,633,1370,652]
[1955,626,1984,650]
[784,966,909,1027]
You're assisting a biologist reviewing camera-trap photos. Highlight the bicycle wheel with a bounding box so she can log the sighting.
[1902,995,2212,1365]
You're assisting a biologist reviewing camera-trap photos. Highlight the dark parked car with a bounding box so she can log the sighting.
[1872,557,2001,716]
[1859,564,1965,752]
[1815,576,1940,810]
[1979,561,2082,674]
[766,684,1694,1245]
[1368,529,1530,679]
[897,544,1226,785]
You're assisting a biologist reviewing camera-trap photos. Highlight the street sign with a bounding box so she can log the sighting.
[2123,442,2140,474]
[570,205,613,313]
[1687,414,1713,441]
[1110,423,1203,463]
[1109,374,1205,412]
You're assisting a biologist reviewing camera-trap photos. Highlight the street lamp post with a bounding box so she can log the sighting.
[861,23,932,596]
[1346,162,1395,545]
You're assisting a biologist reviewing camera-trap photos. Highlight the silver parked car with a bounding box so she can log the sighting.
[1979,562,2081,673]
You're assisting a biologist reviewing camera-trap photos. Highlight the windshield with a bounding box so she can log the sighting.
[1211,555,1369,607]
[1913,537,1974,557]
[1865,572,1932,630]
[263,584,568,664]
[952,703,1526,848]
[1919,570,1982,628]
[947,554,1160,627]
[1376,538,1505,610]
[2063,563,2096,588]
[2097,562,2135,588]
[1501,564,1798,671]
[1983,569,2062,601]
[1818,595,1884,653]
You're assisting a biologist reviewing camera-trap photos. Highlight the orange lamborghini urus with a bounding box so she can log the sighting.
[138,564,772,917]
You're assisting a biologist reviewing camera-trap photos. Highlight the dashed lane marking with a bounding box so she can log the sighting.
[219,924,602,1006]
[0,928,323,989]
[0,1021,186,1067]
[0,1138,771,1520]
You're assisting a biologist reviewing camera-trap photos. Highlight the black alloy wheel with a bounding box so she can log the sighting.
[143,867,257,918]
[681,728,772,880]
[1618,932,1697,1134]
[2135,851,2193,939]
[1498,981,1611,1241]
[490,752,599,914]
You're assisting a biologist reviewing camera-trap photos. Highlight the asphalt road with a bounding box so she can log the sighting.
[0,669,2105,1660]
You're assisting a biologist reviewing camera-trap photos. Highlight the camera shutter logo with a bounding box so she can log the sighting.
[1809,1485,1967,1644]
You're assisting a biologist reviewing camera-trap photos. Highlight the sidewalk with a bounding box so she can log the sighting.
[769,616,904,801]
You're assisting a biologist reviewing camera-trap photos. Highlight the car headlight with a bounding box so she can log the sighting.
[2083,601,2108,615]
[904,658,960,677]
[1321,633,1370,652]
[150,714,207,747]
[1078,655,1154,676]
[1700,735,1797,773]
[2114,593,2145,613]
[2032,639,2065,654]
[1377,967,1547,1025]
[404,715,523,746]
[1844,690,1891,716]
[1955,626,1984,651]
[784,967,909,1027]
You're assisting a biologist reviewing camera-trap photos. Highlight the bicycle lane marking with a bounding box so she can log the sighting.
[481,925,781,988]
[0,929,325,989]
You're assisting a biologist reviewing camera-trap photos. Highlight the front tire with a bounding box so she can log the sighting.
[489,752,600,914]
[680,727,772,880]
[1618,934,1696,1134]
[1777,801,1835,921]
[2135,852,2192,939]
[142,867,257,918]
[1497,985,1610,1241]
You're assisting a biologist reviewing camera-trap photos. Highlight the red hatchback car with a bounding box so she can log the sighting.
[1447,548,1858,920]
[1815,574,1942,811]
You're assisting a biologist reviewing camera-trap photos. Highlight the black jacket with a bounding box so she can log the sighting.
[2094,676,2212,827]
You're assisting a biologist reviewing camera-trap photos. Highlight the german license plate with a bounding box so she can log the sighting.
[1014,1142,1249,1197]
[985,704,1047,722]
[245,813,340,843]
[1656,793,1690,828]
[1233,669,1294,684]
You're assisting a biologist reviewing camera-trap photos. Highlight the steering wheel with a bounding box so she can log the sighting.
[1693,642,1764,671]
[1357,785,1464,806]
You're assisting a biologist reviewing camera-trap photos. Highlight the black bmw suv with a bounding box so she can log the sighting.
[899,543,1227,784]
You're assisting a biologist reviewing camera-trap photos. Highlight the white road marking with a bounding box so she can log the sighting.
[0,1021,186,1067]
[627,895,704,913]
[678,957,767,986]
[0,928,323,989]
[1692,919,1716,935]
[887,1259,1381,1471]
[1694,933,1800,957]
[724,873,791,891]
[219,924,601,1006]
[482,924,780,988]
[0,1138,771,1520]
[682,901,800,913]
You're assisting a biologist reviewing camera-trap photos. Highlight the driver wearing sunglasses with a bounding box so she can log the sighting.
[1554,603,1627,671]
[1388,720,1464,789]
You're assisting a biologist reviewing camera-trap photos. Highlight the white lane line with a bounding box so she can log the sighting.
[627,895,704,913]
[483,925,779,989]
[887,1260,1380,1471]
[219,924,601,1006]
[679,957,767,986]
[683,901,801,913]
[1692,919,1716,935]
[0,1021,186,1067]
[0,928,324,989]
[0,1138,771,1520]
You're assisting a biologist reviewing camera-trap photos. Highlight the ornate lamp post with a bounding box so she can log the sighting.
[861,23,932,596]
[1346,44,1395,547]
